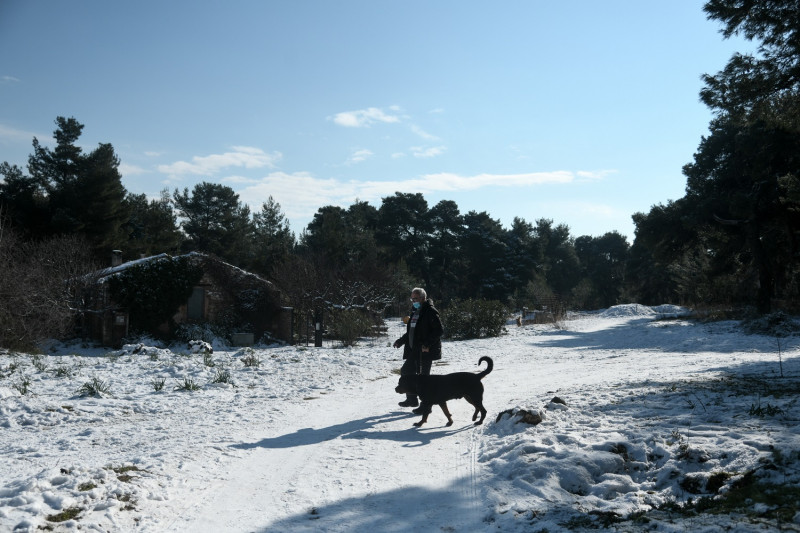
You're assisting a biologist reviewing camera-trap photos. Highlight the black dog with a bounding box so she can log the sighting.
[395,356,493,427]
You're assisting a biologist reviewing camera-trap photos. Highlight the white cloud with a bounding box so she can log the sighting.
[0,123,42,143]
[1,76,20,84]
[157,146,281,177]
[411,145,447,158]
[410,125,440,141]
[119,163,147,176]
[413,171,574,191]
[236,169,581,228]
[220,175,256,184]
[347,148,373,164]
[576,169,616,180]
[237,171,358,221]
[330,107,401,128]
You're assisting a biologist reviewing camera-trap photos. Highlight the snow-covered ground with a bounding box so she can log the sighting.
[1,304,799,532]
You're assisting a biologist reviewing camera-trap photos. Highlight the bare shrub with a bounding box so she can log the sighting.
[0,217,98,350]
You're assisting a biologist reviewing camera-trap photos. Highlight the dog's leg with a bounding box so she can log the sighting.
[474,404,487,426]
[413,404,431,427]
[465,395,487,424]
[439,402,454,427]
[464,395,480,421]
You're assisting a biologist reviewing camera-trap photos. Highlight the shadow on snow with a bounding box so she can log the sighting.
[230,411,472,451]
[253,480,486,533]
[531,318,800,354]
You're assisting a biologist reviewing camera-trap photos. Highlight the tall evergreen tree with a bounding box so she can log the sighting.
[173,182,253,266]
[345,200,380,265]
[0,162,49,237]
[504,217,539,296]
[376,192,431,284]
[4,117,130,259]
[702,0,800,118]
[533,219,580,300]
[684,0,800,310]
[628,1,800,312]
[250,195,295,276]
[428,199,464,301]
[123,189,183,258]
[300,205,351,267]
[683,111,800,311]
[70,142,129,252]
[574,231,629,308]
[460,211,511,301]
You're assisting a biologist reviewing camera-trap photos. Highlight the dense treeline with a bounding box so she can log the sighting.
[0,117,629,313]
[631,0,800,314]
[3,0,800,343]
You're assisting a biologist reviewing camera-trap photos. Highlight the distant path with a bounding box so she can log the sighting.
[160,373,488,533]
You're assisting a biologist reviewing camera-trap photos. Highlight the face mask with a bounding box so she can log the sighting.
[412,302,421,309]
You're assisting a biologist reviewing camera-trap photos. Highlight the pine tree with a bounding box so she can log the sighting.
[250,196,295,276]
[173,182,254,266]
[7,117,130,259]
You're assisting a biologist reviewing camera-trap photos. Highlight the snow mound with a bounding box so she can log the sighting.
[600,304,691,319]
[110,343,172,358]
[599,304,656,318]
[651,304,692,317]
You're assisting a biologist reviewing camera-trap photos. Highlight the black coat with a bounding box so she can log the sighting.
[395,299,443,361]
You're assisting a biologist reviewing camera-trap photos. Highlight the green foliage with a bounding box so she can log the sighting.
[24,117,130,257]
[441,299,508,340]
[175,377,200,391]
[53,365,73,378]
[12,377,31,395]
[375,193,430,273]
[655,471,800,526]
[31,355,47,372]
[122,189,182,257]
[574,232,629,309]
[107,255,203,334]
[628,3,800,314]
[427,200,466,299]
[76,377,111,397]
[741,311,800,336]
[249,195,295,276]
[151,377,166,392]
[240,349,261,367]
[748,402,784,417]
[46,506,82,523]
[211,368,234,385]
[174,322,228,344]
[1,360,20,378]
[173,182,253,265]
[460,211,513,300]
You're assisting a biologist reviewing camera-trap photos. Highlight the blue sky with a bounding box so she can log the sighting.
[0,1,753,241]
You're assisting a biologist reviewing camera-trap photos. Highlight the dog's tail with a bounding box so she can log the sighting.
[477,356,493,379]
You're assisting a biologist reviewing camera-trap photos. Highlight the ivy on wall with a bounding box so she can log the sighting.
[107,255,204,333]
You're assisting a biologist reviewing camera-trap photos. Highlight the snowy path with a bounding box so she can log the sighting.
[5,308,800,532]
[161,372,488,533]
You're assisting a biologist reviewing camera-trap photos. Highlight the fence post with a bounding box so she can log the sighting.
[314,309,323,347]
